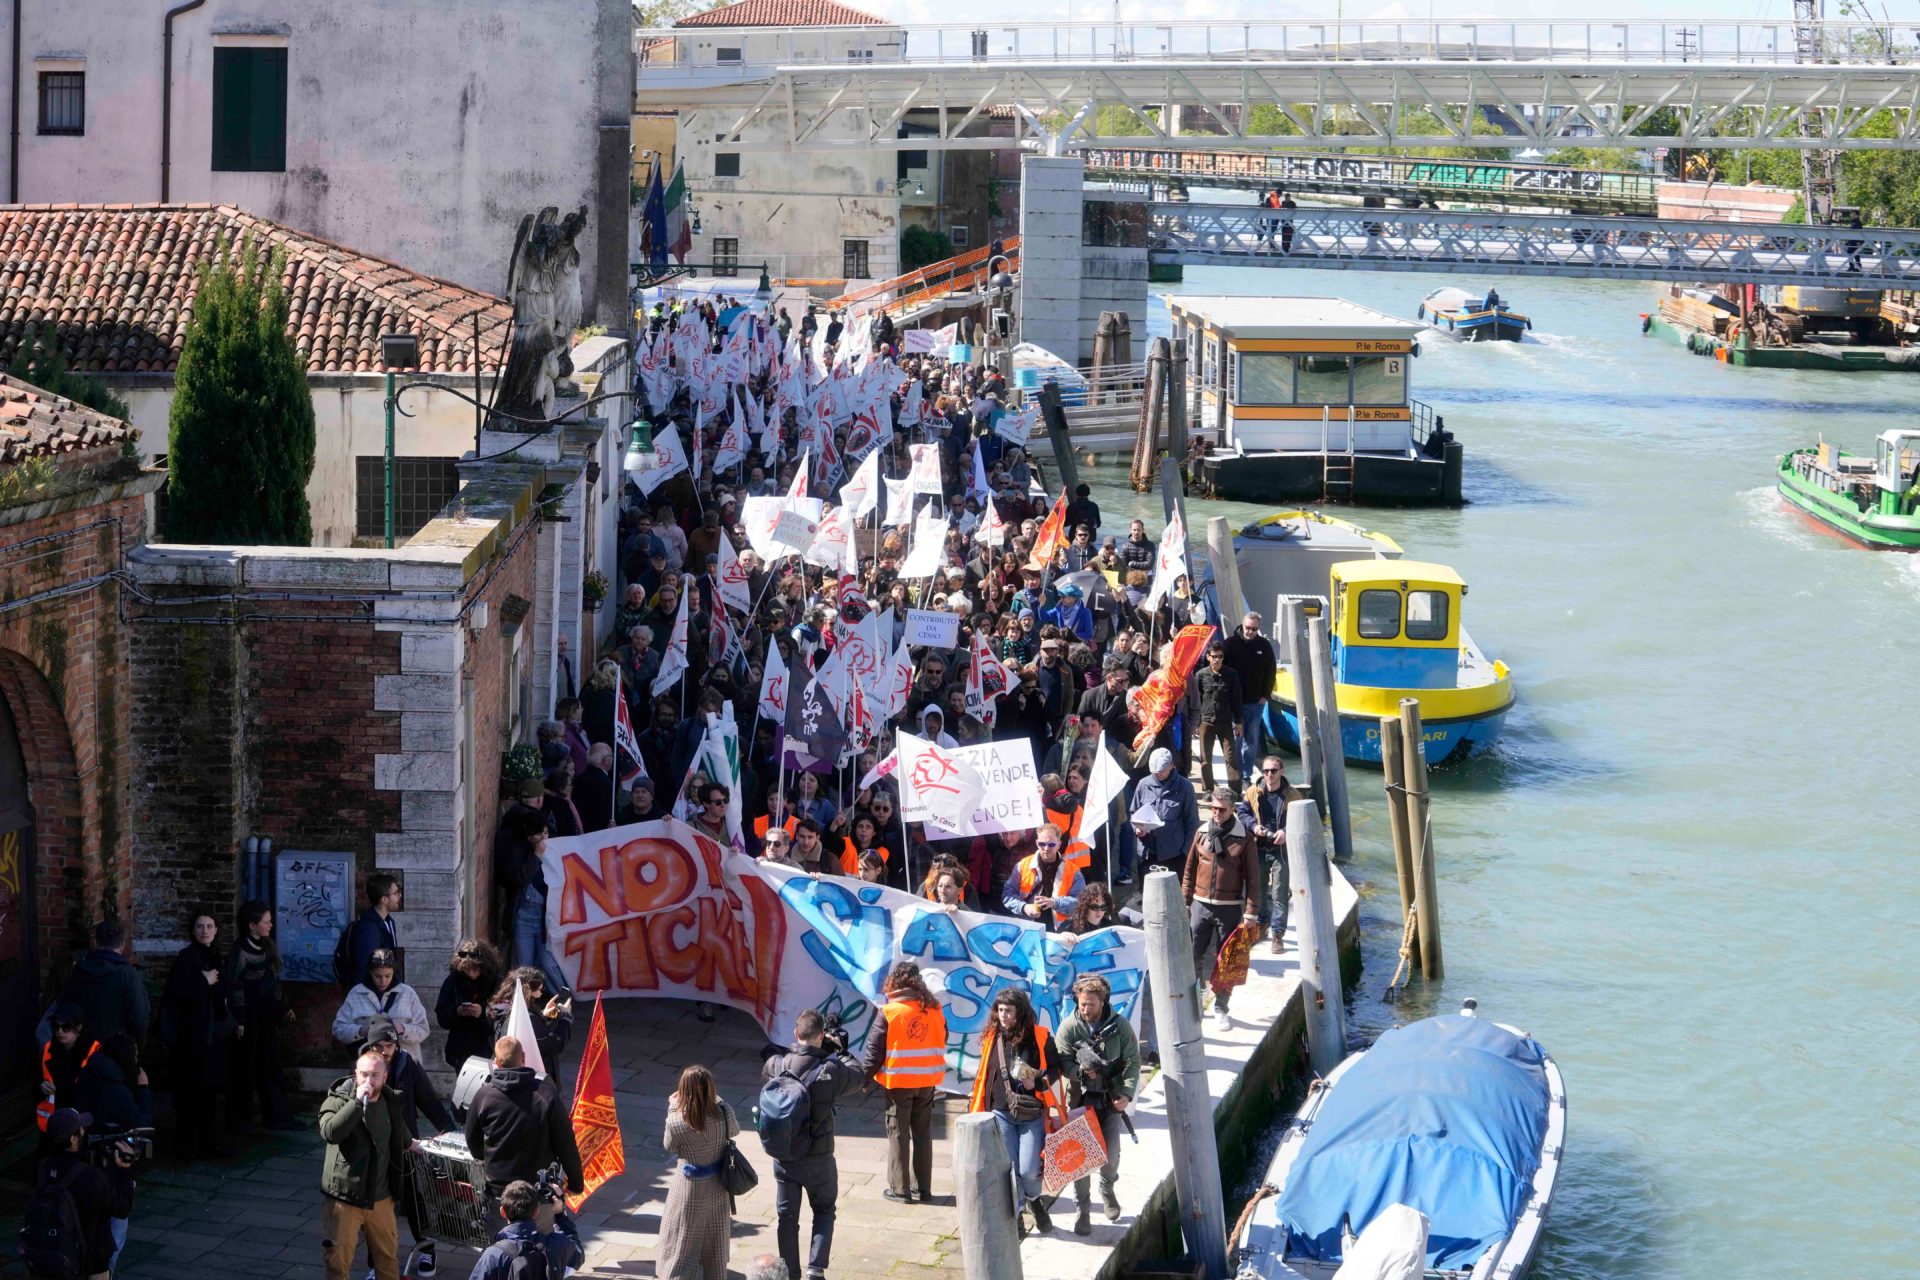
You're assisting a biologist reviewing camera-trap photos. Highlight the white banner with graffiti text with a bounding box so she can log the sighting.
[542,818,1144,1090]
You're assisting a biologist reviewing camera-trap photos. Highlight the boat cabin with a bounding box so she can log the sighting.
[1167,295,1426,453]
[1870,430,1920,505]
[1331,560,1463,690]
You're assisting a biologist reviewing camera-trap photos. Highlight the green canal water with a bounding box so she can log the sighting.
[1082,267,1919,1278]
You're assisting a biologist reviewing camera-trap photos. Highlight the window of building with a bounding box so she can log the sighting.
[1356,589,1402,640]
[1238,352,1293,405]
[1351,354,1406,405]
[843,239,870,279]
[37,71,84,136]
[211,46,287,172]
[716,46,742,63]
[713,151,740,178]
[354,457,460,541]
[1405,590,1449,641]
[949,225,970,248]
[713,236,739,278]
[1294,354,1351,404]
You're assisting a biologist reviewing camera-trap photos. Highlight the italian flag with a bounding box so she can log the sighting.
[664,161,692,265]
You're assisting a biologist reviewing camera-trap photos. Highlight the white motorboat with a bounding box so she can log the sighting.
[1234,1004,1566,1280]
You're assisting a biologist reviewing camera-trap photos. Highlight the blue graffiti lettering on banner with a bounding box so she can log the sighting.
[779,875,898,1004]
[898,909,969,962]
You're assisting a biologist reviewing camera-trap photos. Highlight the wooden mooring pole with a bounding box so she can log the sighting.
[1305,614,1352,862]
[1281,600,1326,815]
[953,1113,1024,1279]
[1286,798,1348,1078]
[1378,716,1418,955]
[1398,698,1444,980]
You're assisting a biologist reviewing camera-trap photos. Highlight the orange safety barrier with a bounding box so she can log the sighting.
[825,237,1020,316]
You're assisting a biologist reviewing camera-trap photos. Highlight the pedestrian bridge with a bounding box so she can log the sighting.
[1143,204,1920,289]
[637,18,1920,152]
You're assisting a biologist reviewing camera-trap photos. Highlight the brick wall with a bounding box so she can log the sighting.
[0,475,156,982]
[462,520,538,955]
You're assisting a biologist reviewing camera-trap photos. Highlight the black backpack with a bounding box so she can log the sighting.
[493,1237,548,1280]
[756,1055,828,1161]
[17,1161,87,1280]
[332,923,356,988]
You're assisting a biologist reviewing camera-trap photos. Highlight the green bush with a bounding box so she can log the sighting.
[901,225,955,271]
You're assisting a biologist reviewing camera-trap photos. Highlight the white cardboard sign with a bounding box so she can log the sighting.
[905,608,961,648]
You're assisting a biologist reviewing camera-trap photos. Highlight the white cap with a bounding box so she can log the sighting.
[1149,747,1174,772]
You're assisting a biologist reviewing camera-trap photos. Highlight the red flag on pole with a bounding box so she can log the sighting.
[1028,491,1069,569]
[566,994,627,1212]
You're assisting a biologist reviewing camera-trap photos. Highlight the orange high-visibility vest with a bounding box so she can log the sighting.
[838,841,893,877]
[968,1025,1056,1115]
[1015,853,1083,927]
[37,1038,97,1131]
[755,813,797,841]
[1045,805,1092,862]
[874,998,947,1090]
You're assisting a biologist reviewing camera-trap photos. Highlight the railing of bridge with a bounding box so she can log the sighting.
[1148,203,1920,288]
[635,20,1920,70]
[1084,149,1656,212]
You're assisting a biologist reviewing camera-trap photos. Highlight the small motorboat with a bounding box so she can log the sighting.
[1418,287,1531,342]
[1776,430,1920,550]
[1234,1006,1566,1280]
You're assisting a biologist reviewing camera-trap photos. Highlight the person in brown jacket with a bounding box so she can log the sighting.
[1181,786,1261,1029]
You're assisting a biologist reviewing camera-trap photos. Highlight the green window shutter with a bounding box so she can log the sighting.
[212,47,287,172]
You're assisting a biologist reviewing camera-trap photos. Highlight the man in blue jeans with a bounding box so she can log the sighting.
[762,1009,863,1280]
[1223,610,1277,782]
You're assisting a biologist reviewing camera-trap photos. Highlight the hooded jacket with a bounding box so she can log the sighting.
[462,1065,584,1194]
[759,1041,863,1157]
[332,980,430,1058]
[61,950,149,1043]
[73,1050,153,1133]
[468,1216,585,1280]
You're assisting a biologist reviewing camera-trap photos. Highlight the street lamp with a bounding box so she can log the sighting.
[379,332,422,549]
[623,419,659,478]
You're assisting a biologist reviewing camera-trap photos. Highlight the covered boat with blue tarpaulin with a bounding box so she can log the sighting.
[1235,1011,1566,1280]
[1419,287,1531,342]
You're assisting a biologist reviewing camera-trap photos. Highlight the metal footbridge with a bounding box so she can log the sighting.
[637,18,1920,152]
[1141,203,1920,288]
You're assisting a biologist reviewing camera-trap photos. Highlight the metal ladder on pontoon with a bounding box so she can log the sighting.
[1321,405,1356,501]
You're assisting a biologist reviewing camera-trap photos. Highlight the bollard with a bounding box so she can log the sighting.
[1305,615,1352,862]
[1142,867,1230,1279]
[1281,601,1326,813]
[953,1112,1024,1280]
[1285,799,1348,1078]
[1398,698,1444,980]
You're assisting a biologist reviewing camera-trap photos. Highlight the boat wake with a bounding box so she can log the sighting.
[1736,484,1828,550]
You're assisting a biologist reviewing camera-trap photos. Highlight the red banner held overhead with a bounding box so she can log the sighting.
[565,994,626,1212]
[1130,624,1216,752]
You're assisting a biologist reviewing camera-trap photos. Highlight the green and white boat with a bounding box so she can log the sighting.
[1777,430,1920,550]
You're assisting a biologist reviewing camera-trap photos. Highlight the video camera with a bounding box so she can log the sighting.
[86,1126,155,1166]
[534,1162,567,1206]
[821,1012,850,1055]
[1072,1039,1138,1143]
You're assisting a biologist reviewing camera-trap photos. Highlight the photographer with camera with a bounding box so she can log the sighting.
[19,1109,135,1280]
[758,1009,862,1280]
[1053,974,1141,1236]
[463,1174,582,1280]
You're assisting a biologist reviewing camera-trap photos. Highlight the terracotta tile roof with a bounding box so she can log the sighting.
[674,0,888,27]
[0,204,512,377]
[0,372,136,465]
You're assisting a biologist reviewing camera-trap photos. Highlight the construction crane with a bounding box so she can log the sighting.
[1795,0,1840,223]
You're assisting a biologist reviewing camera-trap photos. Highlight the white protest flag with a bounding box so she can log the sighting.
[969,439,992,505]
[859,748,898,791]
[908,442,944,496]
[507,980,548,1079]
[714,403,747,474]
[715,530,751,612]
[995,404,1038,448]
[805,504,855,572]
[691,403,706,480]
[884,633,914,720]
[740,494,823,562]
[1143,505,1189,610]
[1077,731,1131,852]
[900,377,924,426]
[898,511,948,580]
[973,495,1007,548]
[758,640,790,720]
[897,730,987,836]
[635,423,689,496]
[842,448,882,522]
[787,448,811,503]
[701,708,745,850]
[965,627,1011,729]
[652,575,690,696]
[883,475,914,530]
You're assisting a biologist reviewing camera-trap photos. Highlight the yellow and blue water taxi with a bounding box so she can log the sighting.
[1418,286,1531,342]
[1268,557,1513,766]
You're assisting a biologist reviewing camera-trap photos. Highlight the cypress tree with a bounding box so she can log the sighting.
[165,246,316,544]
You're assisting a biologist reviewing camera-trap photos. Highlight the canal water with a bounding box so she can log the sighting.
[1078,267,1918,1278]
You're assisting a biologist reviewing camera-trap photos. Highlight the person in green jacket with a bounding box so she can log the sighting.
[318,1050,411,1280]
[1053,973,1142,1237]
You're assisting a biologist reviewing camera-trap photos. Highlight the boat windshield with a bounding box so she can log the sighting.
[1406,590,1449,641]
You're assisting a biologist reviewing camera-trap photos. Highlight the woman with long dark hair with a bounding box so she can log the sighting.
[967,988,1061,1234]
[224,900,299,1133]
[488,966,573,1068]
[434,939,502,1068]
[1064,881,1117,935]
[162,911,234,1157]
[860,962,948,1204]
[656,1063,738,1280]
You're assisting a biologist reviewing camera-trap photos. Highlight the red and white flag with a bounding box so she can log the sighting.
[758,641,790,720]
[966,628,1011,729]
[973,495,1008,548]
[884,634,914,720]
[612,669,643,784]
[715,530,751,612]
[898,730,986,835]
[1144,506,1189,610]
[652,575,690,697]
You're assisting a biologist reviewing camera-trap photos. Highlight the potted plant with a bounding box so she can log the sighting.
[582,569,609,612]
[500,742,544,803]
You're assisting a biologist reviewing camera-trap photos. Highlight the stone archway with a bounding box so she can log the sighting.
[0,648,82,1107]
